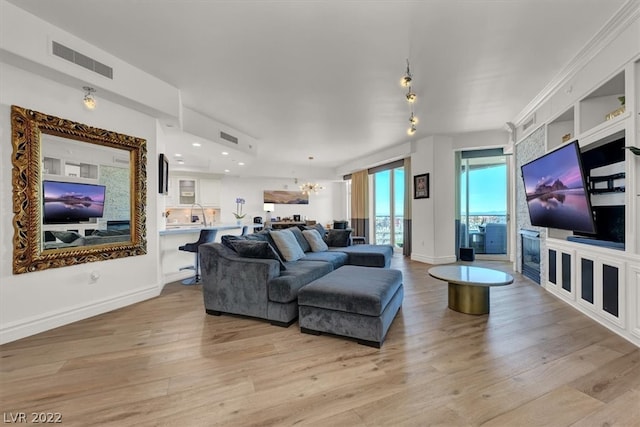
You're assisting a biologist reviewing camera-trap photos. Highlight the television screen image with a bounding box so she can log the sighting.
[521,141,596,234]
[43,180,106,224]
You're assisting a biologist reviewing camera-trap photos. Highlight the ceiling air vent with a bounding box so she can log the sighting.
[522,114,536,133]
[52,41,113,79]
[113,156,129,165]
[220,131,238,144]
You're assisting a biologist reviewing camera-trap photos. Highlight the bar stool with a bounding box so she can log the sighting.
[179,229,217,285]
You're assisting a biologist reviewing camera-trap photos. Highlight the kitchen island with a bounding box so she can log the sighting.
[159,223,260,285]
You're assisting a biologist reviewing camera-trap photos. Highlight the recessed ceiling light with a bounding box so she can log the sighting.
[222,151,229,156]
[177,159,185,164]
[175,153,182,157]
[192,142,201,147]
[224,169,230,173]
[238,162,245,166]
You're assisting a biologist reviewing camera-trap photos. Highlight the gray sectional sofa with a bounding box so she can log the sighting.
[199,226,394,327]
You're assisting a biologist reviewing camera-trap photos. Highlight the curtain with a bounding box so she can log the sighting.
[403,157,412,257]
[350,170,369,243]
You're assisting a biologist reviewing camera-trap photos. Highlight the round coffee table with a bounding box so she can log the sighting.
[428,265,514,315]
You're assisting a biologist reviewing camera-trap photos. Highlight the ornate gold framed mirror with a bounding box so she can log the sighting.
[11,105,147,274]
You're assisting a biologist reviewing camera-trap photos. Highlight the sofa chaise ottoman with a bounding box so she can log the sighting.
[298,265,403,348]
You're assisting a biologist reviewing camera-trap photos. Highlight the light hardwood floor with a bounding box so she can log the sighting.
[1,257,639,426]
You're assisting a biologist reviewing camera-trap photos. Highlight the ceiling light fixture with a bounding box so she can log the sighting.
[300,182,324,195]
[401,59,419,136]
[401,59,412,87]
[405,87,416,103]
[82,86,97,110]
[192,142,201,147]
[222,151,229,155]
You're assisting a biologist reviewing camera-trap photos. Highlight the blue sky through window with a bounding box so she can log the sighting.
[461,164,507,215]
[374,169,404,217]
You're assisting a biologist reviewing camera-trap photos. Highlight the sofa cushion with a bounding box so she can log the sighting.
[328,244,393,268]
[267,261,333,303]
[324,229,352,247]
[51,230,82,243]
[302,250,348,269]
[92,229,129,236]
[229,240,286,271]
[298,266,403,316]
[270,229,305,261]
[303,229,329,252]
[287,226,311,253]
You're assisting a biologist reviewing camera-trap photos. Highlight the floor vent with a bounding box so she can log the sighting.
[220,131,238,144]
[52,41,113,79]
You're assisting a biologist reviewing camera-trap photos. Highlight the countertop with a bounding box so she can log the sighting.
[159,223,261,236]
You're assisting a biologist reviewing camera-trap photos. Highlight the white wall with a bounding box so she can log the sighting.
[0,63,161,344]
[409,130,510,264]
[218,176,342,227]
[410,135,457,264]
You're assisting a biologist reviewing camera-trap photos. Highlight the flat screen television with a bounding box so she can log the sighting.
[43,180,106,224]
[521,141,596,234]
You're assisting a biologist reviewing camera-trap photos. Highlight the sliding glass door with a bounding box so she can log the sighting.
[458,150,508,257]
[374,167,404,248]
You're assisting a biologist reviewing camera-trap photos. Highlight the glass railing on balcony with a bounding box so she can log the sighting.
[374,215,403,247]
[460,214,507,254]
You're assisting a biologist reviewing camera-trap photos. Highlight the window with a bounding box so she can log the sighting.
[458,149,508,256]
[374,166,404,248]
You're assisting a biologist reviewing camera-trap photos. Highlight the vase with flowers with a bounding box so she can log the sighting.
[234,197,246,224]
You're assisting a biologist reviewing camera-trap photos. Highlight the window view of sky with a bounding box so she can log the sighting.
[374,169,404,217]
[461,164,507,215]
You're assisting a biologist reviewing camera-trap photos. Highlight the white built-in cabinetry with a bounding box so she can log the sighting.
[166,175,221,207]
[537,59,640,346]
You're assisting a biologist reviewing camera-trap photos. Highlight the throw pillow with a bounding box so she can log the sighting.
[302,229,329,252]
[229,240,286,271]
[51,230,82,243]
[324,229,352,247]
[247,230,286,260]
[304,223,326,238]
[287,226,311,253]
[221,234,246,250]
[269,229,305,261]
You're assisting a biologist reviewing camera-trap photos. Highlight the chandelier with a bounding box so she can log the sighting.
[300,182,324,195]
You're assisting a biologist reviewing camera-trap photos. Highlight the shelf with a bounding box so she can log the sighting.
[579,71,625,133]
[547,107,575,150]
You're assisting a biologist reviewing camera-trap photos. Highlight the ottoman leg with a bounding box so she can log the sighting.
[357,338,382,348]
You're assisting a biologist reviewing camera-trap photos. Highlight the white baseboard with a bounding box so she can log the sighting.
[0,285,160,344]
[163,270,194,285]
[410,253,457,265]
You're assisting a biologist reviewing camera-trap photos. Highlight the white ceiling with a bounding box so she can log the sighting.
[9,0,627,175]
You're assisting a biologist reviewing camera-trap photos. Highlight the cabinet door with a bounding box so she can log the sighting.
[178,178,197,205]
[199,179,220,207]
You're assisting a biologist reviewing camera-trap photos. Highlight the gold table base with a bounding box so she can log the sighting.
[448,283,490,315]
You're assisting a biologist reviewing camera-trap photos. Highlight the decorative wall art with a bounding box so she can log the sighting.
[413,173,429,199]
[264,190,309,205]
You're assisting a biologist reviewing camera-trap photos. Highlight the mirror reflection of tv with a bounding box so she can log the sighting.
[521,141,596,234]
[43,180,106,224]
